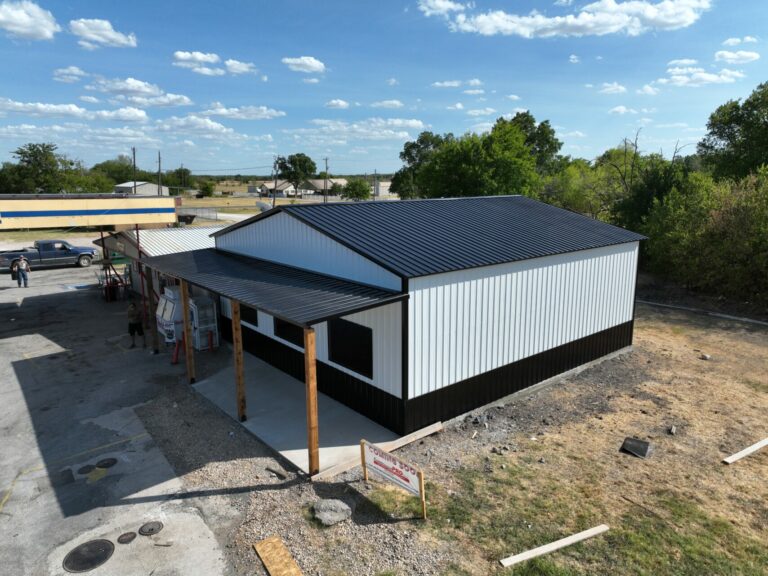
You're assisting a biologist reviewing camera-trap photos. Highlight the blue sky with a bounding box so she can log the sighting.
[0,0,765,175]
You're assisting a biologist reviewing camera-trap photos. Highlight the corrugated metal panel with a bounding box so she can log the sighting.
[221,300,403,399]
[141,248,405,327]
[217,196,645,278]
[408,242,639,399]
[127,226,224,257]
[215,211,402,291]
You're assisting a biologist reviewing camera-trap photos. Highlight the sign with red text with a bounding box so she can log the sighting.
[361,440,422,496]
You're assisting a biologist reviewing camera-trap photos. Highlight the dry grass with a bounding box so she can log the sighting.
[370,304,768,575]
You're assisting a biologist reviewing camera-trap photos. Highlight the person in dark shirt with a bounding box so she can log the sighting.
[14,255,31,288]
[127,301,146,348]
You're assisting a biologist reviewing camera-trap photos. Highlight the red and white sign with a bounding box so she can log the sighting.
[361,440,421,496]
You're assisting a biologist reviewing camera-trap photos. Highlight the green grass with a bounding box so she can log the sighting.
[367,460,768,575]
[0,228,100,242]
[743,378,768,394]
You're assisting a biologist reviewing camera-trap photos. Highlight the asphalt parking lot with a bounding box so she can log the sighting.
[0,266,235,575]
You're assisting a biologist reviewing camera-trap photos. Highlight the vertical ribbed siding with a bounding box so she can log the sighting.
[408,242,639,399]
[215,212,402,291]
[222,298,402,399]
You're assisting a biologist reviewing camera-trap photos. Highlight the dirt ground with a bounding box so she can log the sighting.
[139,301,767,575]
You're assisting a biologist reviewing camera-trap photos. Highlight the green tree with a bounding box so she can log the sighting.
[92,154,138,184]
[698,82,768,179]
[506,111,563,174]
[390,131,450,199]
[341,178,371,201]
[11,142,63,193]
[329,182,344,196]
[198,180,215,197]
[276,153,317,194]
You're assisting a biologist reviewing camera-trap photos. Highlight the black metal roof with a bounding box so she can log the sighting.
[214,196,646,278]
[141,248,405,326]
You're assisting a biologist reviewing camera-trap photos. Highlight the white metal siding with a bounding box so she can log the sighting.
[221,299,402,399]
[215,212,402,291]
[408,242,639,399]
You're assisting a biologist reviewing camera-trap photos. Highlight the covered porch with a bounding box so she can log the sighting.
[141,248,406,475]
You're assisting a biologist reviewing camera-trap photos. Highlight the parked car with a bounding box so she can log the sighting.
[0,240,99,271]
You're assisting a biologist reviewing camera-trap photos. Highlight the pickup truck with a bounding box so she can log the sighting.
[0,240,99,271]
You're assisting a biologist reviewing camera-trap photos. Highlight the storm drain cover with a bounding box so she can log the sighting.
[96,458,118,469]
[117,532,136,544]
[76,465,95,475]
[63,539,114,573]
[138,521,164,536]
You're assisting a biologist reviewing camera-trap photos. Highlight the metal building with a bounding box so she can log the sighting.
[142,196,644,449]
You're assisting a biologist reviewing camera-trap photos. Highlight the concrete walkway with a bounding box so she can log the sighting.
[194,351,398,474]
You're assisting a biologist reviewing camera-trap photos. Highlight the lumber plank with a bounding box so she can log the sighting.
[499,524,610,568]
[310,422,443,482]
[253,536,303,576]
[304,327,319,476]
[231,300,246,422]
[723,437,768,464]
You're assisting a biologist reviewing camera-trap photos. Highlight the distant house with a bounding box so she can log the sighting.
[300,178,348,196]
[115,181,170,196]
[215,179,249,196]
[374,180,392,197]
[259,180,296,197]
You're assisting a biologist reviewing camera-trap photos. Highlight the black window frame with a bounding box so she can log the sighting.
[327,318,373,378]
[240,304,259,327]
[273,317,304,348]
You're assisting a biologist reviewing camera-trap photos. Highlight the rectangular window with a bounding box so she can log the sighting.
[328,318,373,378]
[240,305,259,327]
[273,317,304,348]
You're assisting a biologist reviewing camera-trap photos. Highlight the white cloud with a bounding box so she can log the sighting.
[467,107,496,116]
[506,94,521,101]
[555,0,574,6]
[637,83,659,95]
[467,78,483,86]
[0,1,60,40]
[261,75,268,82]
[657,66,744,87]
[432,80,462,87]
[53,65,87,83]
[584,83,594,88]
[599,81,627,94]
[0,122,160,147]
[0,97,147,122]
[723,36,757,46]
[284,117,427,146]
[417,0,466,17]
[192,66,226,76]
[714,50,760,64]
[668,58,697,66]
[447,102,464,110]
[156,115,241,140]
[282,56,326,73]
[325,99,350,109]
[79,95,99,104]
[387,77,399,86]
[569,54,580,63]
[656,122,688,128]
[69,18,137,50]
[87,77,163,97]
[609,105,637,114]
[371,99,404,108]
[225,59,257,75]
[173,50,220,67]
[122,93,193,107]
[201,102,286,120]
[303,78,320,84]
[563,130,586,137]
[444,0,712,38]
[463,88,484,95]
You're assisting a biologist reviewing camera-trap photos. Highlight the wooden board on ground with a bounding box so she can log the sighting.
[499,524,610,568]
[310,422,443,482]
[253,536,303,576]
[723,437,768,464]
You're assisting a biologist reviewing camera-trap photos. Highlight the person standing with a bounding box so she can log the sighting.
[127,301,146,348]
[15,256,30,288]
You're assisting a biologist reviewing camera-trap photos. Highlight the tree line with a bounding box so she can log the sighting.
[389,82,768,307]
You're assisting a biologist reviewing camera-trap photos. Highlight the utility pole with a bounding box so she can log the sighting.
[373,169,377,201]
[272,156,278,209]
[157,151,162,196]
[132,147,137,195]
[323,157,328,204]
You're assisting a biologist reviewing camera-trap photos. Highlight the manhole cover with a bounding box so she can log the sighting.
[96,458,117,469]
[77,465,95,475]
[63,539,114,573]
[138,521,163,536]
[117,532,136,544]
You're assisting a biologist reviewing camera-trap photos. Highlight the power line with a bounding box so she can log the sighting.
[185,164,274,173]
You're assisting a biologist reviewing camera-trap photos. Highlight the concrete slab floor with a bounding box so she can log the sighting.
[0,267,230,575]
[194,350,399,474]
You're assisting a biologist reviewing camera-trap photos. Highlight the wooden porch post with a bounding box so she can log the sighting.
[304,327,320,475]
[180,279,196,383]
[145,267,160,355]
[231,300,247,421]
